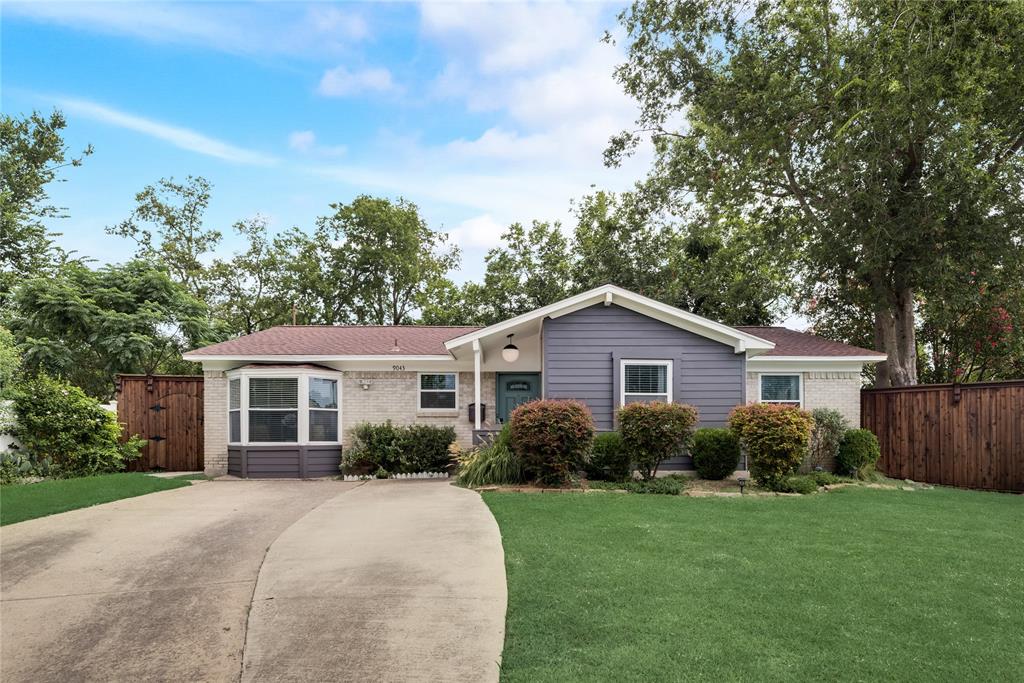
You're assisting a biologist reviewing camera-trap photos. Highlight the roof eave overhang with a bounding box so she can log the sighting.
[181,353,454,362]
[747,355,887,363]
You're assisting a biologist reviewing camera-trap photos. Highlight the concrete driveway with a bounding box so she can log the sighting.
[0,479,507,683]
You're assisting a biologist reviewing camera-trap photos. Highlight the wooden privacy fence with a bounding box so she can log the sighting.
[116,375,204,471]
[861,380,1024,492]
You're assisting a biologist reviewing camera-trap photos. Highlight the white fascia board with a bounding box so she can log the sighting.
[182,353,454,362]
[443,284,776,353]
[748,355,886,363]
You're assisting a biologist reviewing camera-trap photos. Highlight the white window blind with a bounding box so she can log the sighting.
[249,378,298,409]
[760,375,801,404]
[420,373,457,410]
[622,361,672,404]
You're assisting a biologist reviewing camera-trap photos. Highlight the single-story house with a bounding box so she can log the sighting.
[183,284,886,478]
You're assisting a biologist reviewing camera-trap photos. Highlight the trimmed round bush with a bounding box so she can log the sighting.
[619,401,699,480]
[343,421,456,475]
[805,408,849,472]
[509,399,594,486]
[584,431,632,481]
[728,403,814,491]
[691,428,740,480]
[836,428,881,478]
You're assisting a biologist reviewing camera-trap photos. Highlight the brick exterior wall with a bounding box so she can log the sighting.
[341,371,497,448]
[203,370,228,476]
[746,371,861,425]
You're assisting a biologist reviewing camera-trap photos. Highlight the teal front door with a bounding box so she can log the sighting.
[497,373,541,423]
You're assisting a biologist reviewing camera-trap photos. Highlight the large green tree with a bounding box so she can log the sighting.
[108,176,221,300]
[0,110,91,307]
[609,0,1024,386]
[9,260,215,398]
[208,216,293,335]
[308,196,460,325]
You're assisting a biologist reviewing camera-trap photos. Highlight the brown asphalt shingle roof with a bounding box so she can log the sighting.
[187,325,482,357]
[736,327,883,357]
[187,323,881,358]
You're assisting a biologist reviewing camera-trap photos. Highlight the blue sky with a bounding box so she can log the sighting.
[2,1,652,282]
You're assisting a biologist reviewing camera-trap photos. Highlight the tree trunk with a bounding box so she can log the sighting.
[873,286,918,387]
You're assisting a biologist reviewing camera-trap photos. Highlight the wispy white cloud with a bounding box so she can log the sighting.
[288,130,348,157]
[4,2,370,59]
[317,65,397,97]
[58,97,279,166]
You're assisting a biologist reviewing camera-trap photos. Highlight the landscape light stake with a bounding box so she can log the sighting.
[738,476,747,495]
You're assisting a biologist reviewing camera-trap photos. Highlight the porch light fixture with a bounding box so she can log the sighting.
[360,381,372,391]
[502,334,519,363]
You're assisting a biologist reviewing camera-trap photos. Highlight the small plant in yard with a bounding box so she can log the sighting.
[583,431,632,481]
[690,428,741,480]
[456,425,524,487]
[805,408,849,472]
[775,474,821,495]
[374,466,390,479]
[729,403,814,491]
[7,374,144,479]
[837,428,881,479]
[509,399,594,486]
[618,401,698,480]
[588,475,688,495]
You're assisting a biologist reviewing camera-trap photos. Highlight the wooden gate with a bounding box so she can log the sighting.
[861,380,1024,492]
[116,375,204,471]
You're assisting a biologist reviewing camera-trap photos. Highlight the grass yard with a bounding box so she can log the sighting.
[0,472,192,525]
[484,486,1024,682]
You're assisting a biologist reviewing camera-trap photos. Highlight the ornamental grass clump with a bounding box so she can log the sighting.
[509,399,594,486]
[728,403,814,491]
[618,401,699,480]
[456,425,523,487]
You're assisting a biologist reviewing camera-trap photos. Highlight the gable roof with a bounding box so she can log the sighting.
[736,327,885,359]
[183,325,479,360]
[443,284,776,355]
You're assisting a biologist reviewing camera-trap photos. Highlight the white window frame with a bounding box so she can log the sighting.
[226,368,343,446]
[620,359,673,406]
[228,377,241,443]
[418,371,459,412]
[306,376,341,445]
[758,372,803,407]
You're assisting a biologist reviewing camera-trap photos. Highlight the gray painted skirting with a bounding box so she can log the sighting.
[226,444,342,479]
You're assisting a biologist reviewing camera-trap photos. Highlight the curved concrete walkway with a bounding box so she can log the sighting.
[242,480,507,682]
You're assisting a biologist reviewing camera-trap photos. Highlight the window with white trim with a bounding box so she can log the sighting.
[248,377,298,442]
[760,374,801,405]
[228,378,241,443]
[308,377,339,442]
[419,373,457,410]
[621,360,672,405]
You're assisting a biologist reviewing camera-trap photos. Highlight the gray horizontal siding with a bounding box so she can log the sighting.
[543,304,745,435]
[227,445,342,479]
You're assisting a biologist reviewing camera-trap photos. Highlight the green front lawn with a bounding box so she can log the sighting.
[0,473,192,526]
[484,487,1024,682]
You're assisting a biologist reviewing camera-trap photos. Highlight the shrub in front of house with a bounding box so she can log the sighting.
[456,424,524,487]
[805,408,849,472]
[618,401,699,480]
[509,399,594,486]
[690,428,741,480]
[588,474,687,495]
[584,431,632,481]
[343,421,456,475]
[836,428,881,479]
[7,374,144,478]
[775,474,821,495]
[728,403,814,491]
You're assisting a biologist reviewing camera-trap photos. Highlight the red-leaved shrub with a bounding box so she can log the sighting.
[618,401,699,480]
[728,403,814,490]
[509,399,594,486]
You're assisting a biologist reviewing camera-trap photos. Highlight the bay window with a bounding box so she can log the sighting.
[621,360,673,405]
[227,369,341,445]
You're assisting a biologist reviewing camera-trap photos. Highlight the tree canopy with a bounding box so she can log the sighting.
[609,0,1024,385]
